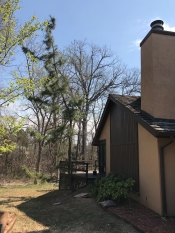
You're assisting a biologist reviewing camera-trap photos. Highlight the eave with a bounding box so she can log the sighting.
[92,94,175,145]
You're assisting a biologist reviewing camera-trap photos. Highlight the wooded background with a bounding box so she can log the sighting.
[0,0,140,179]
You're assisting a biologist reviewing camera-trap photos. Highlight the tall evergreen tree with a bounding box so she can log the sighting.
[22,17,84,173]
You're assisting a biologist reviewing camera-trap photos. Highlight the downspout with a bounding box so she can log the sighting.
[159,136,174,216]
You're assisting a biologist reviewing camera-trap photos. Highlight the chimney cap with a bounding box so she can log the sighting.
[150,20,164,31]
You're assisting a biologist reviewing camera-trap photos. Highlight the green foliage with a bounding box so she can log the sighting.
[22,165,35,179]
[0,64,48,107]
[22,16,68,99]
[22,16,84,155]
[17,129,29,148]
[0,0,47,66]
[0,116,24,155]
[0,0,48,107]
[22,16,68,120]
[22,165,48,183]
[27,127,45,142]
[89,173,135,203]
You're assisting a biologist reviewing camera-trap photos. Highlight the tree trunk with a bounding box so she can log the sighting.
[82,104,89,160]
[36,142,42,173]
[76,119,82,160]
[5,153,8,176]
[68,119,73,189]
[55,142,60,182]
[82,116,88,160]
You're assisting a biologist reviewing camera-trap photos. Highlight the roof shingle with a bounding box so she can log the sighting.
[111,94,175,136]
[93,94,175,145]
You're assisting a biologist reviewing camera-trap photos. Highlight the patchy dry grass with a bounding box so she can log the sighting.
[0,183,138,233]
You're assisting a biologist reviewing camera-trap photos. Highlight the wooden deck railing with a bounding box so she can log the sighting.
[59,160,98,189]
[71,160,98,171]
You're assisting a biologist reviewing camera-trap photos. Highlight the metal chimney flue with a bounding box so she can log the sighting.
[150,20,164,31]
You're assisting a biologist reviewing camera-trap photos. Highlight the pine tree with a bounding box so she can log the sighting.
[22,17,84,176]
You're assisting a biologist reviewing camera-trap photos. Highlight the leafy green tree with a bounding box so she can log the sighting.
[22,17,84,176]
[0,116,24,155]
[21,17,68,172]
[12,65,54,173]
[0,0,48,160]
[0,0,47,66]
[0,0,47,106]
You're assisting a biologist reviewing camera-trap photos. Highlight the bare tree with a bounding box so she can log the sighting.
[61,40,126,159]
[121,68,141,95]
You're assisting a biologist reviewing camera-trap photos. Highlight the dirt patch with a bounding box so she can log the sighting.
[0,184,138,233]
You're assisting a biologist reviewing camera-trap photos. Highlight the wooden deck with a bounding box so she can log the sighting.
[59,161,99,189]
[72,171,99,182]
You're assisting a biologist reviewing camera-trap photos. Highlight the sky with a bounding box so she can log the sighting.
[16,0,175,70]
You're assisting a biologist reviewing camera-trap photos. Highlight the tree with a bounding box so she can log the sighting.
[0,0,48,161]
[21,17,85,180]
[21,17,71,173]
[12,52,54,173]
[121,68,140,95]
[60,40,141,159]
[0,115,24,156]
[0,0,47,107]
[0,0,46,66]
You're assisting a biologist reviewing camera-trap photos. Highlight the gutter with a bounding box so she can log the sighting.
[159,136,174,216]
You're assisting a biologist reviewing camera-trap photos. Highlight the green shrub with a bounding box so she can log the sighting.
[89,173,135,203]
[39,173,48,184]
[21,165,49,184]
[22,165,36,179]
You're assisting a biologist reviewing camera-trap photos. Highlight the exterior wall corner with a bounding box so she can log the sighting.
[136,124,162,215]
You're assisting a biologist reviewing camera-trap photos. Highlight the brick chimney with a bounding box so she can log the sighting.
[140,20,175,120]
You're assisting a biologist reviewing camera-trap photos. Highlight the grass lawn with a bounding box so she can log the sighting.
[0,183,138,233]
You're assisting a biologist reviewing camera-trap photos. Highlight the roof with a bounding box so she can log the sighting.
[92,94,175,145]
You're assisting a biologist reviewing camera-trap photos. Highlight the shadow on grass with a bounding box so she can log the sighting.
[16,188,137,233]
[16,188,112,231]
[17,189,73,228]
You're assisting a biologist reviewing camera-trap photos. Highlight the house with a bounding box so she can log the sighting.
[92,20,175,217]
